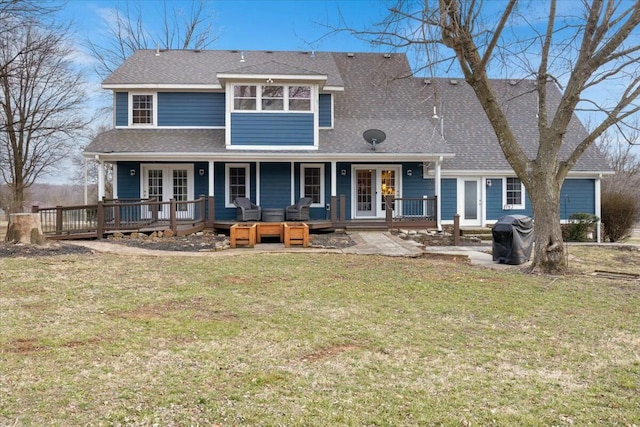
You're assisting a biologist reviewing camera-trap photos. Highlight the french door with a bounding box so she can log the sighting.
[354,167,400,218]
[141,165,193,219]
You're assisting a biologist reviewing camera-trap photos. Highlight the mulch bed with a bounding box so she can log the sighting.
[0,231,356,257]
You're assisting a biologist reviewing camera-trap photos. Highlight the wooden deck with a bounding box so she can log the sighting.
[32,195,438,240]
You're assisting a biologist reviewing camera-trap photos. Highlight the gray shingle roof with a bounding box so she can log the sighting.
[415,78,611,172]
[102,49,343,87]
[90,49,610,173]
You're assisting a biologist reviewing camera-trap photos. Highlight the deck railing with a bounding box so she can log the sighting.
[385,195,437,228]
[34,196,210,239]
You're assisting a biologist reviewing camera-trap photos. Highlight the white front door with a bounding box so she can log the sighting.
[353,166,400,219]
[459,178,482,226]
[142,165,193,219]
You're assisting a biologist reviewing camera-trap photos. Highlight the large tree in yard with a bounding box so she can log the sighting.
[353,0,640,273]
[0,17,88,213]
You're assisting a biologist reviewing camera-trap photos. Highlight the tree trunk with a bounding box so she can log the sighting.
[5,213,46,245]
[528,180,567,273]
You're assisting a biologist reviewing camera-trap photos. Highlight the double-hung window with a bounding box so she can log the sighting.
[301,164,324,206]
[131,94,154,125]
[232,84,312,112]
[504,177,525,209]
[226,164,250,207]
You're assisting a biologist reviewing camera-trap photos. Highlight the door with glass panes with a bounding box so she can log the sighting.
[141,165,193,219]
[354,167,399,218]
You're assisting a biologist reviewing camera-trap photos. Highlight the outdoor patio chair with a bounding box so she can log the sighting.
[285,197,313,221]
[233,197,261,221]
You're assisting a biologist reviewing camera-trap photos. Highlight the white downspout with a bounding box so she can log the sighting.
[435,157,442,231]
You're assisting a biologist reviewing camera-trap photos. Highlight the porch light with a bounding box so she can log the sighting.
[341,169,347,176]
[199,169,205,176]
[130,169,136,176]
[406,169,412,176]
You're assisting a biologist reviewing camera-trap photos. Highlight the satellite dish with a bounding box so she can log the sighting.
[363,129,386,151]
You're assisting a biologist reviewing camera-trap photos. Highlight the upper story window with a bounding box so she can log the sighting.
[132,94,154,125]
[232,84,312,112]
[234,85,257,110]
[504,177,525,209]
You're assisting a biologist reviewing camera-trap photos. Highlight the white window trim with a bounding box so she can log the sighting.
[225,163,250,208]
[129,92,158,127]
[230,84,314,113]
[300,163,325,207]
[502,176,526,210]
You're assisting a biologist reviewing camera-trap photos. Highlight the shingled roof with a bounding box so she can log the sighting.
[414,78,611,172]
[102,49,344,88]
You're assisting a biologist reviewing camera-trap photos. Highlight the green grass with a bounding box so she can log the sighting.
[1,252,639,426]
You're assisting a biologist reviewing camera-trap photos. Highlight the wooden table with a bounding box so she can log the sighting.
[256,222,284,243]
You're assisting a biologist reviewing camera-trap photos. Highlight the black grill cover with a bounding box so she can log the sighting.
[492,215,534,265]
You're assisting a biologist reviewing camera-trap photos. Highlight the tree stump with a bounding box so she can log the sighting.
[5,213,46,245]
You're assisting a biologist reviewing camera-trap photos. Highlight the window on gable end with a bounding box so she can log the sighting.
[504,177,525,209]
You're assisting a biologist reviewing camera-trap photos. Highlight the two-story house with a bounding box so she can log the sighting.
[84,49,610,231]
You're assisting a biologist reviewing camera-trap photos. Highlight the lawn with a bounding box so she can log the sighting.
[1,251,639,426]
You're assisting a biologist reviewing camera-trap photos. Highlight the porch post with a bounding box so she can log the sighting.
[595,176,602,243]
[330,161,337,196]
[435,157,442,231]
[97,156,105,201]
[208,161,214,197]
[84,157,88,205]
[290,162,295,204]
[256,162,261,205]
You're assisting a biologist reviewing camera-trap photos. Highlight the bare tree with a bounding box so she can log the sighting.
[72,125,113,203]
[340,0,640,273]
[597,126,640,197]
[86,0,217,77]
[0,18,90,213]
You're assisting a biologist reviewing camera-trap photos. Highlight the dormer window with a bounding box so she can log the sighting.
[132,94,153,124]
[234,85,256,110]
[232,84,312,112]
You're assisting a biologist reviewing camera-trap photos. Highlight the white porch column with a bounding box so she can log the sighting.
[97,156,105,201]
[84,157,88,204]
[435,157,442,231]
[331,161,337,196]
[208,160,214,197]
[112,163,118,199]
[290,162,295,203]
[256,162,261,205]
[595,176,602,243]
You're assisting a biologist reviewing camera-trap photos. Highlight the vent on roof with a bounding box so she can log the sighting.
[347,52,355,58]
[509,80,517,86]
[424,79,431,85]
[266,51,273,54]
[449,79,458,85]
[383,53,391,58]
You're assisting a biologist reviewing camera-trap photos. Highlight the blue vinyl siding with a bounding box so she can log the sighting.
[115,92,128,127]
[441,179,457,221]
[158,92,225,127]
[560,179,595,218]
[231,113,314,146]
[485,178,533,220]
[214,163,257,220]
[116,162,140,198]
[260,163,291,208]
[319,94,332,128]
[194,162,209,198]
[336,162,351,219]
[402,163,434,197]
